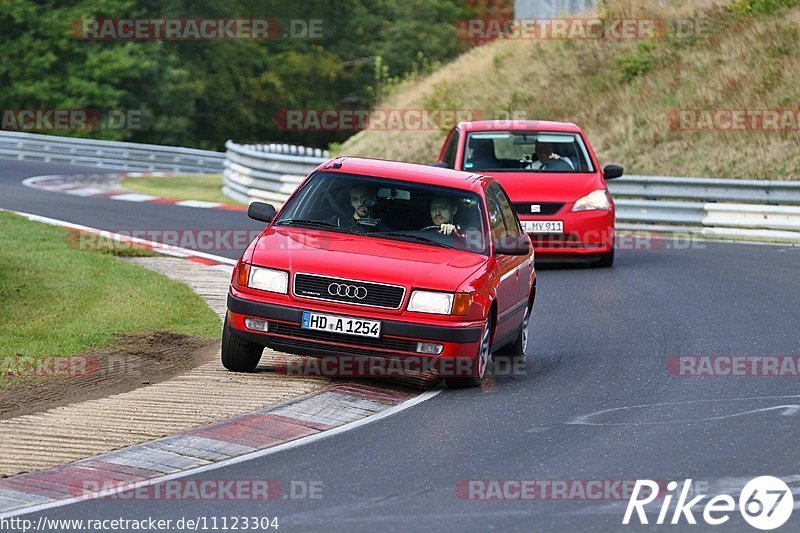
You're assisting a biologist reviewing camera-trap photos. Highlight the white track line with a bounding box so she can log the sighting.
[109,193,160,202]
[2,209,237,266]
[175,200,223,208]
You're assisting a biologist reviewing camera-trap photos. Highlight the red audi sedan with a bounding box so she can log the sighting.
[437,120,623,266]
[224,157,535,387]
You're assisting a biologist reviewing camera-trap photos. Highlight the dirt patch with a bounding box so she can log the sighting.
[0,332,216,419]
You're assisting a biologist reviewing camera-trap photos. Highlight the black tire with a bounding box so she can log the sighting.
[221,321,263,372]
[594,247,614,268]
[503,300,533,360]
[445,315,492,389]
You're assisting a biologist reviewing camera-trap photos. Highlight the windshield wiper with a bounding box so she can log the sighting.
[370,231,459,250]
[275,219,356,234]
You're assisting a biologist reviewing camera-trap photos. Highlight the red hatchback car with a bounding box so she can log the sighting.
[437,120,623,266]
[223,157,535,387]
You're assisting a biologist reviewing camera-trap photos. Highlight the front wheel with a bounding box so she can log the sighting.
[594,247,614,268]
[445,316,492,389]
[221,321,263,372]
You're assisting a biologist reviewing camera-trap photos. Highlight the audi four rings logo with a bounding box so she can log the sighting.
[328,283,368,299]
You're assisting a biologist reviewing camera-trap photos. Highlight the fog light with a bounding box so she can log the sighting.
[416,342,443,355]
[245,318,269,332]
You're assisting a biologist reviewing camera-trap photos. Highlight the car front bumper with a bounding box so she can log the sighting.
[523,209,614,258]
[226,293,484,377]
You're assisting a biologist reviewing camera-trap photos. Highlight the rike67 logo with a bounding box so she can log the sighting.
[623,477,794,530]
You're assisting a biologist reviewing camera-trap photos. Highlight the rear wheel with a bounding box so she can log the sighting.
[505,302,532,360]
[221,320,263,372]
[445,316,492,389]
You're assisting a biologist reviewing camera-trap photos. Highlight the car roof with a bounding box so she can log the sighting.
[316,157,488,192]
[457,119,582,133]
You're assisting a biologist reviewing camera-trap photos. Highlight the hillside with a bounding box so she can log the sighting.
[339,0,800,179]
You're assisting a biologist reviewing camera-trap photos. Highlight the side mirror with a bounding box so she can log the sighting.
[430,162,449,168]
[603,164,624,180]
[248,202,277,223]
[495,235,531,256]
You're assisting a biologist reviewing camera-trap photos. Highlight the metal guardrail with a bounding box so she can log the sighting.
[610,177,800,243]
[222,140,328,204]
[609,176,800,204]
[0,131,224,173]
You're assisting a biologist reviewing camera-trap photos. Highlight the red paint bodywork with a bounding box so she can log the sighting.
[228,158,535,372]
[439,120,615,258]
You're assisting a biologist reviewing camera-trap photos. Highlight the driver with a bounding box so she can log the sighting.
[532,142,574,170]
[428,196,464,238]
[329,185,387,231]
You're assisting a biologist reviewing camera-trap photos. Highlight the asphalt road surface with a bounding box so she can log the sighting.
[3,161,799,532]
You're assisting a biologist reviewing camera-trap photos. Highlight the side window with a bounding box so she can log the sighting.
[485,189,506,247]
[488,183,522,239]
[495,185,523,238]
[441,130,460,168]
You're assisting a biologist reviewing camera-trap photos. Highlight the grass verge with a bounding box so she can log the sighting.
[0,211,221,388]
[121,173,247,205]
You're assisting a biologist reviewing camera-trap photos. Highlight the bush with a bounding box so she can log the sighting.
[732,0,800,14]
[615,41,656,82]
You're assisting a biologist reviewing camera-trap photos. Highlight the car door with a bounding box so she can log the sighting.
[486,183,523,343]
[494,183,533,304]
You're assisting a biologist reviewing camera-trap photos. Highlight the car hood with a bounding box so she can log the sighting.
[250,228,489,292]
[483,171,605,203]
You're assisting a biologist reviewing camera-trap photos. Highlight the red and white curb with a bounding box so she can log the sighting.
[0,383,438,516]
[22,173,246,211]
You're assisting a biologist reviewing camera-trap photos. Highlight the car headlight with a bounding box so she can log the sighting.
[407,290,472,315]
[249,266,289,294]
[571,189,611,212]
[408,291,453,315]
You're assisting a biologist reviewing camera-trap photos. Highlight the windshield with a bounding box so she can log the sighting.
[464,131,594,173]
[274,171,489,254]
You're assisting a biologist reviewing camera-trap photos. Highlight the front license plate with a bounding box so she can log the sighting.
[301,311,381,338]
[523,220,564,234]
